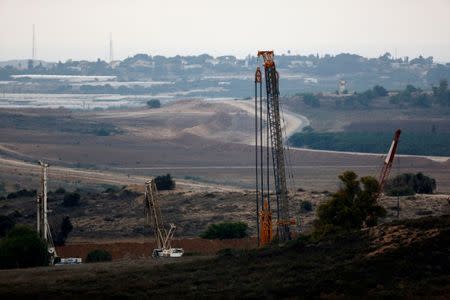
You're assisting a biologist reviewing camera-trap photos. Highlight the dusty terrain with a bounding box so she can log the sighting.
[1,184,449,242]
[0,99,449,245]
[0,100,448,193]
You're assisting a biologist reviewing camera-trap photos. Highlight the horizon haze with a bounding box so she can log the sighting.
[1,0,450,62]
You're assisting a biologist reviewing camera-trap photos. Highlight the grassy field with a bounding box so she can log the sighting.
[0,215,448,298]
[289,132,450,156]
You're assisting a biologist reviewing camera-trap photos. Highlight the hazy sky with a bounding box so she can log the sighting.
[1,0,450,62]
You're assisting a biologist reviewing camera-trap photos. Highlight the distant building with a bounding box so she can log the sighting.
[338,80,347,94]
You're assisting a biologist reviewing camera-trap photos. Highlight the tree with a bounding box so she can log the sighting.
[0,215,15,237]
[54,216,73,246]
[384,172,436,196]
[63,192,80,207]
[154,174,175,190]
[0,225,49,269]
[86,249,112,263]
[146,99,161,109]
[200,222,248,239]
[55,187,66,194]
[435,79,450,106]
[302,93,320,107]
[373,85,388,97]
[300,201,313,212]
[313,171,386,237]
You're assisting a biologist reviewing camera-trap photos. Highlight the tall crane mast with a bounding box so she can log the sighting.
[144,180,183,258]
[255,51,292,244]
[37,161,57,262]
[377,129,401,198]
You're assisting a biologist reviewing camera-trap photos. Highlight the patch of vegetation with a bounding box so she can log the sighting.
[385,173,436,196]
[301,93,320,107]
[0,215,15,237]
[154,174,176,191]
[300,200,313,212]
[390,80,450,107]
[86,249,112,263]
[146,99,161,108]
[6,189,37,199]
[288,131,450,156]
[63,192,81,207]
[0,225,48,269]
[95,127,114,136]
[200,221,248,239]
[53,216,73,246]
[314,171,386,237]
[102,185,121,194]
[335,85,389,108]
[55,187,66,194]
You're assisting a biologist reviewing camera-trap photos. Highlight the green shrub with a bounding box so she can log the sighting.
[302,93,320,107]
[313,171,386,237]
[6,189,37,199]
[55,187,66,194]
[200,222,248,239]
[146,99,161,108]
[0,215,15,237]
[154,174,175,190]
[300,201,313,212]
[54,216,73,246]
[63,192,81,207]
[0,225,48,269]
[86,249,112,263]
[385,173,436,195]
[96,128,112,136]
[385,186,415,197]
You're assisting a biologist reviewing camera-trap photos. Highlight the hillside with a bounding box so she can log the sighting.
[0,215,448,298]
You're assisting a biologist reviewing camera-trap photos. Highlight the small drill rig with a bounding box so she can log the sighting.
[144,179,183,258]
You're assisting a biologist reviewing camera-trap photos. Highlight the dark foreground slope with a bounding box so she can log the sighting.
[0,215,448,298]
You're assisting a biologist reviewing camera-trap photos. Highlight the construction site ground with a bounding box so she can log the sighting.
[0,99,449,259]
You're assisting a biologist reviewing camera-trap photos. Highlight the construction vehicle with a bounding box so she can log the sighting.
[254,51,294,245]
[37,161,58,264]
[144,179,183,258]
[377,129,402,199]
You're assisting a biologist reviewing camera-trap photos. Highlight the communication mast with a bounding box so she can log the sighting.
[109,33,114,63]
[32,24,36,62]
[255,51,293,245]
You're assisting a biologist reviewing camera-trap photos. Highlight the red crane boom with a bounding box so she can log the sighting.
[378,129,401,196]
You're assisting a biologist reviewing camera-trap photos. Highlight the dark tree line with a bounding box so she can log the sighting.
[384,173,436,196]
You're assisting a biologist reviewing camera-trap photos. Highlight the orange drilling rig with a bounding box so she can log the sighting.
[254,51,294,246]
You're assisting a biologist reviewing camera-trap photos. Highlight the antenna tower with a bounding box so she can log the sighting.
[109,33,113,62]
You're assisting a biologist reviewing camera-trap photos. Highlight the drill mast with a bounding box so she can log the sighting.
[255,51,291,244]
[378,129,402,197]
[37,161,57,261]
[144,180,182,257]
